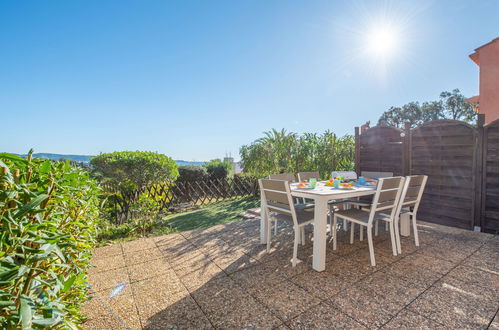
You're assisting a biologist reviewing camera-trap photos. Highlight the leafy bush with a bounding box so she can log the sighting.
[178,165,208,181]
[91,151,178,224]
[240,129,354,179]
[203,159,232,179]
[0,152,100,328]
[91,151,179,189]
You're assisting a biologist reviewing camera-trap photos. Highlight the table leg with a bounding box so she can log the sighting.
[400,213,411,237]
[312,196,328,272]
[260,196,268,244]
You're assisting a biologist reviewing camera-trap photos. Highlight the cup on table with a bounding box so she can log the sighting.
[358,176,366,185]
[309,178,317,188]
[334,179,340,188]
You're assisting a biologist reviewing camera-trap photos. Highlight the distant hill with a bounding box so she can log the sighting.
[15,153,205,166]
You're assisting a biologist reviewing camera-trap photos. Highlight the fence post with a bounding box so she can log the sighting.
[403,122,411,176]
[474,114,486,231]
[355,127,360,176]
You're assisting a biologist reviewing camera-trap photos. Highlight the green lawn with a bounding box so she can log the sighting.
[161,196,259,232]
[98,197,259,244]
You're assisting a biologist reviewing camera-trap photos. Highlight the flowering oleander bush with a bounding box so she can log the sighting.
[0,151,100,328]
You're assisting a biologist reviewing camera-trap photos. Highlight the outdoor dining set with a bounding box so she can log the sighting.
[258,171,428,271]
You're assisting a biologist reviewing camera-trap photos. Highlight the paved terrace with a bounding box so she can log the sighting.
[83,216,499,329]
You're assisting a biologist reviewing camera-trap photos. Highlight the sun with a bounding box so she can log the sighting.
[366,25,399,59]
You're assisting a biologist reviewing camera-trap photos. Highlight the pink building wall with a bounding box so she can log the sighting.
[469,38,499,125]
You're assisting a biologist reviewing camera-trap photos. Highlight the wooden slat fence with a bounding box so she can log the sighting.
[356,114,499,233]
[103,176,259,224]
[482,118,499,232]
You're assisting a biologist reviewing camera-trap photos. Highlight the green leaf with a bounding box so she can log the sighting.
[20,296,33,329]
[32,317,60,326]
[14,194,49,219]
[0,152,29,165]
[62,275,77,292]
[39,159,51,174]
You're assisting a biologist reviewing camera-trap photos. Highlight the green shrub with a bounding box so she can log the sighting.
[91,151,179,189]
[178,165,207,181]
[203,159,232,179]
[0,152,100,328]
[91,151,179,224]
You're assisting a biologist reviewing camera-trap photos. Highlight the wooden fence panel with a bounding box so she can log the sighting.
[103,177,259,223]
[483,118,499,232]
[410,120,477,229]
[358,126,404,176]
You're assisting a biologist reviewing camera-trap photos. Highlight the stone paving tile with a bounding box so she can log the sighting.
[93,244,122,258]
[328,285,402,328]
[356,270,429,308]
[382,252,455,286]
[191,276,283,328]
[135,287,209,329]
[289,269,349,301]
[153,233,186,247]
[249,279,322,322]
[82,287,141,329]
[127,257,173,282]
[446,264,499,297]
[131,272,188,299]
[177,258,226,291]
[287,301,366,329]
[209,250,260,274]
[121,238,156,254]
[463,245,499,274]
[407,278,498,328]
[231,257,308,291]
[89,253,126,274]
[88,267,130,292]
[347,246,402,268]
[491,312,499,329]
[124,247,164,266]
[383,309,447,329]
[416,238,483,263]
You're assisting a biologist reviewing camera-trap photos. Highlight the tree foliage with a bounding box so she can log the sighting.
[240,128,354,179]
[90,151,179,189]
[0,151,100,328]
[178,165,208,181]
[377,89,477,129]
[203,159,232,179]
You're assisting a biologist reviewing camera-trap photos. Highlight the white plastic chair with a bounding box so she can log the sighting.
[259,179,315,267]
[393,175,428,254]
[332,176,405,266]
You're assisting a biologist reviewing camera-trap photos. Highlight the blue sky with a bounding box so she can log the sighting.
[1,0,497,161]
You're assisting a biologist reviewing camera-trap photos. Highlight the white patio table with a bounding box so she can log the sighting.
[260,182,376,272]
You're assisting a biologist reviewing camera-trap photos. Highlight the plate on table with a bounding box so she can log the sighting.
[295,185,314,190]
[338,187,356,190]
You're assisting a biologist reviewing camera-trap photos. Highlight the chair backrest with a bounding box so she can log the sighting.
[258,179,298,227]
[368,176,405,222]
[361,171,394,179]
[332,171,357,180]
[397,175,428,215]
[297,171,320,182]
[269,173,296,182]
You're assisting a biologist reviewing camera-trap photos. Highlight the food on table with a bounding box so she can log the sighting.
[340,182,354,189]
[297,182,309,188]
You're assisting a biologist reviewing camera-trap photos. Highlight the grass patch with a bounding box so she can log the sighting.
[162,196,259,232]
[97,196,259,245]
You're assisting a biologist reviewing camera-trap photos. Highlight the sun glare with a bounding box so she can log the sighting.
[366,25,399,58]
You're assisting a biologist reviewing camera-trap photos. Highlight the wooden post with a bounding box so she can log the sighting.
[355,127,360,176]
[403,122,412,176]
[474,113,486,231]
